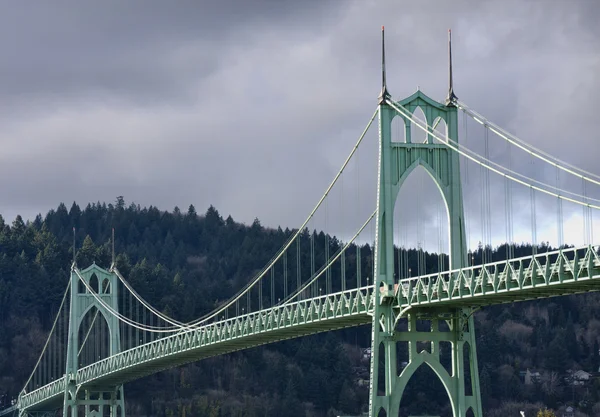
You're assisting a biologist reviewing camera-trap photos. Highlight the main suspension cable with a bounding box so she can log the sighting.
[455,99,600,186]
[386,99,600,211]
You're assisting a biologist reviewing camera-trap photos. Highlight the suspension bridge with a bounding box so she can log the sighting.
[2,28,600,417]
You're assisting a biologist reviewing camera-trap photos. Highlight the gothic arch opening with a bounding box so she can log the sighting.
[464,341,473,396]
[78,306,110,368]
[89,273,99,293]
[394,164,450,281]
[78,278,87,294]
[377,341,385,395]
[398,363,452,417]
[410,106,428,144]
[102,278,111,294]
[432,116,448,144]
[391,114,406,143]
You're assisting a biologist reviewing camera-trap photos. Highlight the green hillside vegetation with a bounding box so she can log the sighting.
[1,199,600,416]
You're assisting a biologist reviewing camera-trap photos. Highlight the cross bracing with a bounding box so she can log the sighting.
[4,29,600,417]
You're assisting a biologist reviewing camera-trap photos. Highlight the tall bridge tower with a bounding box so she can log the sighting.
[368,28,482,417]
[63,264,125,417]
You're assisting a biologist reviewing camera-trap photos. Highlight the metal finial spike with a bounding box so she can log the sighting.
[378,25,390,104]
[446,29,458,106]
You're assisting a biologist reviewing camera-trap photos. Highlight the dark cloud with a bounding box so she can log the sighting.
[0,0,598,251]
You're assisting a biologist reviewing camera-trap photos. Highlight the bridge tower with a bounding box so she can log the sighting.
[368,29,482,417]
[63,264,125,417]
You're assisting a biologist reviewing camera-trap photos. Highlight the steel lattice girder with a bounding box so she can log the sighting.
[397,245,600,308]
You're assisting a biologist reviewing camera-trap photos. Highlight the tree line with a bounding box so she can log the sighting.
[1,199,599,416]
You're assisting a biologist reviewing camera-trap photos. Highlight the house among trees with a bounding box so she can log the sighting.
[566,369,592,386]
[521,369,541,385]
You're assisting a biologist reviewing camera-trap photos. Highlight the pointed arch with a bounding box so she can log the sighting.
[466,407,475,417]
[393,163,450,272]
[394,157,449,204]
[89,273,99,293]
[410,106,428,144]
[377,341,385,394]
[432,116,448,144]
[78,279,87,294]
[464,341,473,396]
[390,352,455,415]
[102,278,111,294]
[77,306,111,368]
[391,113,406,143]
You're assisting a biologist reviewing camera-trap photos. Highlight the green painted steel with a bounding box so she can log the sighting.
[368,89,482,417]
[76,286,373,387]
[397,245,600,308]
[14,245,600,416]
[17,285,374,415]
[62,265,125,417]
[5,48,600,415]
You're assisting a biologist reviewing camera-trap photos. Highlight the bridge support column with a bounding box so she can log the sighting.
[368,34,482,415]
[369,307,482,417]
[63,265,126,417]
[62,387,124,417]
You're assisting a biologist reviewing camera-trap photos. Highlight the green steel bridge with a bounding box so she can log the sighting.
[3,29,600,417]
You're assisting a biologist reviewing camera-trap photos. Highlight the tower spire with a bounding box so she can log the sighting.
[446,29,458,105]
[378,26,390,104]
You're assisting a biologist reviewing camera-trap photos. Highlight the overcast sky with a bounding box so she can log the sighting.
[0,0,599,251]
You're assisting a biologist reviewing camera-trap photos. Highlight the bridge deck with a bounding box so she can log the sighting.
[15,246,600,413]
[397,246,600,309]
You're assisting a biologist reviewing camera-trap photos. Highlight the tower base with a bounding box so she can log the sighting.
[369,305,482,417]
[63,384,124,417]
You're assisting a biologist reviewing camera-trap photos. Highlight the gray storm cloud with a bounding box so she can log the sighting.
[0,0,598,251]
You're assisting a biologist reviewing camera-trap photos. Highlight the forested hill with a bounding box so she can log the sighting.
[1,199,600,417]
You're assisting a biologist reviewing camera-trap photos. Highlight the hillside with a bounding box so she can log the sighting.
[1,199,600,416]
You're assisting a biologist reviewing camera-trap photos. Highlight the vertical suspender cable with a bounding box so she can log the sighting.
[128,290,132,350]
[310,229,315,297]
[357,117,361,289]
[246,288,252,314]
[531,186,538,255]
[325,235,331,293]
[463,110,472,257]
[296,239,301,294]
[271,267,275,308]
[531,155,538,255]
[259,270,263,310]
[340,161,345,291]
[136,295,140,346]
[341,248,346,291]
[283,251,288,298]
[557,166,564,248]
[357,245,362,288]
[325,195,331,294]
[484,124,492,262]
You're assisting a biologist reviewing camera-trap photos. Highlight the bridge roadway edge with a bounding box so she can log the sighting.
[79,314,371,392]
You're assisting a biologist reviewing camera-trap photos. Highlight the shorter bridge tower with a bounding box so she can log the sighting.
[368,28,482,417]
[63,264,125,417]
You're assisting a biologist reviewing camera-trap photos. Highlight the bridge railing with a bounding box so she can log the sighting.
[397,245,600,307]
[18,376,67,411]
[75,285,374,387]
